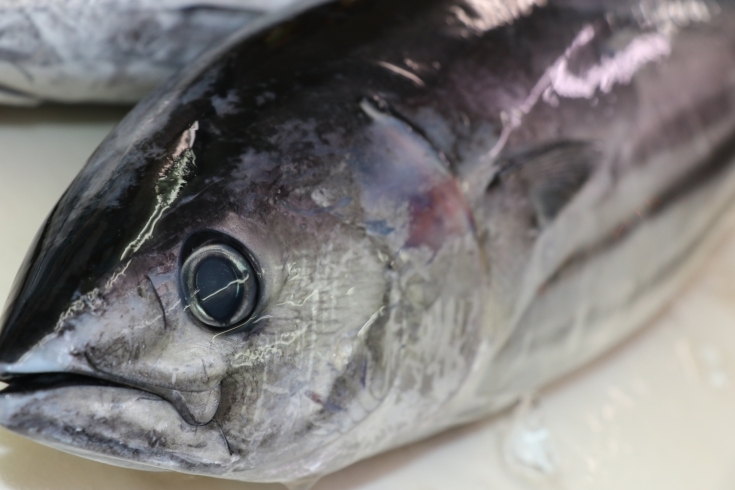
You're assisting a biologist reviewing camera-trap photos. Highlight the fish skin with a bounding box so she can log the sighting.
[0,0,306,105]
[0,0,734,484]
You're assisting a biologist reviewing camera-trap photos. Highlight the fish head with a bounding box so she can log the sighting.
[0,93,408,481]
[0,0,486,478]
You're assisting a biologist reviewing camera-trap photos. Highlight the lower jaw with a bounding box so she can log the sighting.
[0,383,236,476]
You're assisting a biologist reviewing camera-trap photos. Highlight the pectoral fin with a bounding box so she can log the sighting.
[500,141,600,227]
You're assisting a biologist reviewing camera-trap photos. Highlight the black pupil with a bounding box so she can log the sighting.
[195,257,243,322]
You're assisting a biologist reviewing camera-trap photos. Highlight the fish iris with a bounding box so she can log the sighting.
[195,256,243,323]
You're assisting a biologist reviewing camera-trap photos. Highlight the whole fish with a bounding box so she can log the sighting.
[0,0,734,487]
[0,0,302,105]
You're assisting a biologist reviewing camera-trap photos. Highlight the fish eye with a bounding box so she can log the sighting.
[180,243,258,329]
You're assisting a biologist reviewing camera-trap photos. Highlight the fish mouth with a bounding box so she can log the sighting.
[0,372,236,475]
[1,372,133,394]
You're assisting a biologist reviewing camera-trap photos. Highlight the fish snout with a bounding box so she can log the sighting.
[0,275,226,426]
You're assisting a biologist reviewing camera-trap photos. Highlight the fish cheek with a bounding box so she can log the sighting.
[211,230,396,466]
[312,310,394,435]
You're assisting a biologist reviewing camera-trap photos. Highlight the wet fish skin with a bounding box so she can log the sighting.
[0,0,734,485]
[0,0,304,105]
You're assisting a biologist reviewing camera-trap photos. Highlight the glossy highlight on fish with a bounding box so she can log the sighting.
[0,0,734,486]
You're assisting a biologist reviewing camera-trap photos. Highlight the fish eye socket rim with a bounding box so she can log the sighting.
[180,242,259,330]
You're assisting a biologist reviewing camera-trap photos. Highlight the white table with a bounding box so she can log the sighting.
[0,104,734,490]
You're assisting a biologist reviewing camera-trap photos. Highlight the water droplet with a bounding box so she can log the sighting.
[698,344,729,388]
[676,338,730,389]
[502,396,560,481]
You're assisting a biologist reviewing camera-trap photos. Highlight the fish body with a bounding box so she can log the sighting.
[0,0,734,484]
[0,0,303,105]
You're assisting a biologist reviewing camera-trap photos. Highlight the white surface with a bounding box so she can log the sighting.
[0,105,735,489]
